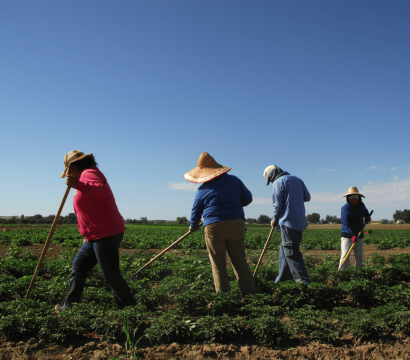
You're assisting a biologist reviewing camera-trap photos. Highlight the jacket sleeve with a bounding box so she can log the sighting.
[239,180,253,207]
[302,181,311,202]
[341,206,355,236]
[76,171,110,201]
[272,182,284,224]
[190,190,204,228]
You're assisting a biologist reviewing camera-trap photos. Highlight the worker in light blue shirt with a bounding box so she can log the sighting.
[264,165,311,286]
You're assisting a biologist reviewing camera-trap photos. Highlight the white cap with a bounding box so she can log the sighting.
[263,165,277,181]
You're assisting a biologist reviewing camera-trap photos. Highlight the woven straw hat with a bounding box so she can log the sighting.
[183,152,231,183]
[60,150,93,178]
[342,186,365,198]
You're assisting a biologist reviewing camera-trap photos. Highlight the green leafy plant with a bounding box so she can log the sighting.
[369,252,385,266]
[123,314,145,358]
[344,309,388,340]
[248,315,290,345]
[145,312,190,344]
[291,306,342,342]
[194,314,248,342]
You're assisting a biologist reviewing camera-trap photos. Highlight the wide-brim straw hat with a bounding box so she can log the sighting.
[60,150,93,178]
[342,186,365,198]
[183,152,231,183]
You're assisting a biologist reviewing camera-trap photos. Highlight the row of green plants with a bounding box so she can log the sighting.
[1,226,410,250]
[1,241,410,346]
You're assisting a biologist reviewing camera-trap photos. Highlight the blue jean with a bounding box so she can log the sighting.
[63,232,135,310]
[275,225,310,286]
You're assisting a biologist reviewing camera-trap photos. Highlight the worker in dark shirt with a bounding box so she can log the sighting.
[186,152,256,295]
[339,186,371,270]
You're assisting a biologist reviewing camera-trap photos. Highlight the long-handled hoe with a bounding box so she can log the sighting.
[133,221,204,280]
[26,186,71,298]
[253,226,275,277]
[336,210,373,275]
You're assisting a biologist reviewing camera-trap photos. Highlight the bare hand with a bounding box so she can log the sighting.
[271,220,276,228]
[66,175,79,189]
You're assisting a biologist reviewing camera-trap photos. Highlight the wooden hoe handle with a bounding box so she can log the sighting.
[134,221,204,276]
[253,226,275,277]
[26,186,71,298]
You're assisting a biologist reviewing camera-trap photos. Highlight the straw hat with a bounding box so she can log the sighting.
[60,150,93,178]
[342,186,365,198]
[183,152,231,183]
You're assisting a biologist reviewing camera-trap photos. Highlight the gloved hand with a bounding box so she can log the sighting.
[365,216,371,223]
[189,226,199,232]
[66,175,79,189]
[351,236,357,243]
[271,220,276,228]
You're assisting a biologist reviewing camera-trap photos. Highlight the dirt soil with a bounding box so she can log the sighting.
[2,337,410,359]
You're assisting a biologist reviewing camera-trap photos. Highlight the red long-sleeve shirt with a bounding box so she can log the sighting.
[74,167,125,241]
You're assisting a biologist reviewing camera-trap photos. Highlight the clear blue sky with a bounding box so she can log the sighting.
[1,1,409,221]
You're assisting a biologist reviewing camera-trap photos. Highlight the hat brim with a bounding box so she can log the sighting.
[60,153,93,178]
[342,192,365,198]
[184,167,231,183]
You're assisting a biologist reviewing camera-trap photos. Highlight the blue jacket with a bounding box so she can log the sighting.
[190,173,252,228]
[272,175,310,231]
[341,200,370,238]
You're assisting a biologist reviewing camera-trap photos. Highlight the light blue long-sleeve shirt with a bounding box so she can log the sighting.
[271,175,310,231]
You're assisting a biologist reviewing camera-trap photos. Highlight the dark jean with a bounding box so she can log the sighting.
[63,232,135,310]
[275,225,310,286]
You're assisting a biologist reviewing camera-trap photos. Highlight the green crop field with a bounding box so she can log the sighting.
[1,226,410,348]
[1,225,410,250]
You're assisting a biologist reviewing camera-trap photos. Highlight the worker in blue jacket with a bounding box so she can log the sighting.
[263,165,311,286]
[186,152,256,295]
[339,187,371,270]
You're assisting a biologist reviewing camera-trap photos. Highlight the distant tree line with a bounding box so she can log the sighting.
[306,213,342,224]
[124,216,189,225]
[393,209,410,224]
[3,210,405,227]
[306,213,320,223]
[245,215,271,224]
[324,215,341,224]
[0,213,77,225]
[125,217,149,224]
[247,213,345,225]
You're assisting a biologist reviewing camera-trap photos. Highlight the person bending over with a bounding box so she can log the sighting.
[263,165,311,286]
[55,150,135,311]
[185,152,256,295]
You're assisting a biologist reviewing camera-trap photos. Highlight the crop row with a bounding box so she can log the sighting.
[1,226,410,250]
[1,243,410,346]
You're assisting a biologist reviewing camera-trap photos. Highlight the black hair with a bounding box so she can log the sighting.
[72,155,98,172]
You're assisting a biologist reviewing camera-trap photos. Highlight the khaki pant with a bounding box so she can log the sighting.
[204,218,256,295]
